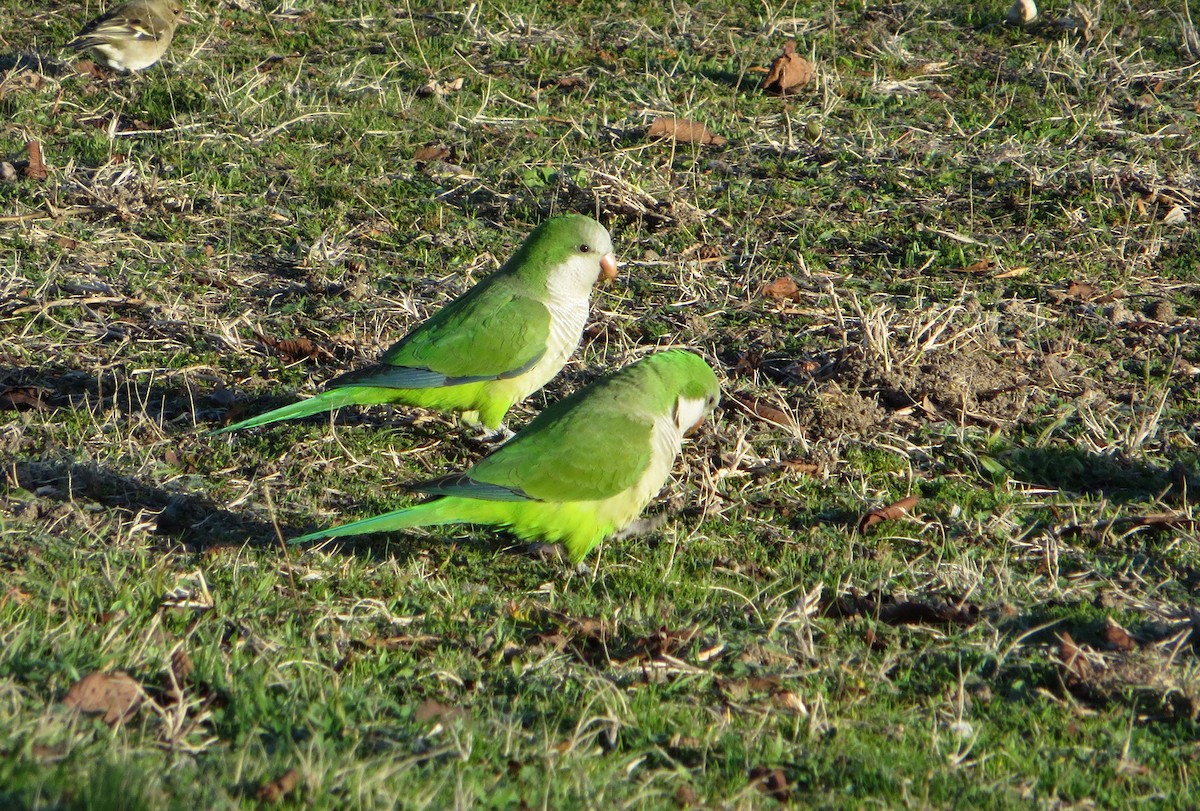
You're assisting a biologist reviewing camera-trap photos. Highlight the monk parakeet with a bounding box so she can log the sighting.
[212,215,617,434]
[289,350,721,562]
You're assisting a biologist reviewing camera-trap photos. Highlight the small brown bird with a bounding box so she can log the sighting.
[68,0,189,72]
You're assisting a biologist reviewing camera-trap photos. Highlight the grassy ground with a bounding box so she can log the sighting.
[3,0,1200,807]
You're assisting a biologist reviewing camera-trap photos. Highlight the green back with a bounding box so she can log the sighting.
[377,216,594,379]
[461,351,717,502]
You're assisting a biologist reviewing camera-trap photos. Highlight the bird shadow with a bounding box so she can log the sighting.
[0,364,229,428]
[7,457,287,551]
[996,445,1196,506]
[0,51,77,78]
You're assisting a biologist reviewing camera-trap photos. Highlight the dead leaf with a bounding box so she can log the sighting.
[62,671,144,725]
[858,495,919,532]
[1103,618,1136,652]
[254,332,334,362]
[729,395,797,429]
[2,587,31,608]
[760,276,800,302]
[780,459,821,475]
[556,74,586,89]
[417,77,463,97]
[646,117,727,147]
[1065,280,1101,300]
[675,785,698,806]
[733,350,761,377]
[414,699,466,724]
[255,768,300,803]
[0,386,48,411]
[356,633,440,651]
[749,767,791,802]
[413,144,451,162]
[949,258,997,274]
[170,649,194,684]
[1058,632,1093,680]
[1163,204,1188,225]
[23,140,48,181]
[762,40,815,94]
[993,265,1028,279]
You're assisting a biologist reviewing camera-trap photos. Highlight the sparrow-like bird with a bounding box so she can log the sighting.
[68,0,188,72]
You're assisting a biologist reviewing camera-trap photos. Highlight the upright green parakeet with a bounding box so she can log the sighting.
[289,350,721,562]
[212,215,617,434]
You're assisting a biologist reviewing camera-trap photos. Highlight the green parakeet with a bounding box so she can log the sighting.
[289,350,721,562]
[212,215,617,434]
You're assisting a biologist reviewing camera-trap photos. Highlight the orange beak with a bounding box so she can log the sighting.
[598,252,618,282]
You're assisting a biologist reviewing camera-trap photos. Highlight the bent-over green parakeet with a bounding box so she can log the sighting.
[212,215,617,434]
[289,350,721,562]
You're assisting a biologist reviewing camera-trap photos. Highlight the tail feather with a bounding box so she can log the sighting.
[208,388,381,435]
[289,498,487,546]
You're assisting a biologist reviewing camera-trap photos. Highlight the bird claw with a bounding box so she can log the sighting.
[473,424,516,445]
[611,512,671,541]
[526,542,566,562]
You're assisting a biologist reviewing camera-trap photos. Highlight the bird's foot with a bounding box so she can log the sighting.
[526,542,566,563]
[473,424,516,446]
[611,512,671,541]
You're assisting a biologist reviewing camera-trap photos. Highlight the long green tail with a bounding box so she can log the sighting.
[209,387,389,435]
[290,498,496,546]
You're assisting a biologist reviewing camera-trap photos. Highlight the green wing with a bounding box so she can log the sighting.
[378,278,551,380]
[456,396,653,503]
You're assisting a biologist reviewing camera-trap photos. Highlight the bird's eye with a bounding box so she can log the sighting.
[579,243,591,253]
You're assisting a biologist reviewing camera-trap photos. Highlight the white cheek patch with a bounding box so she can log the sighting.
[546,254,602,301]
[674,396,711,434]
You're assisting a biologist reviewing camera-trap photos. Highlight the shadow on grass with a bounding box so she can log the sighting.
[997,445,1196,505]
[0,51,75,77]
[7,457,532,566]
[7,458,289,550]
[0,364,228,428]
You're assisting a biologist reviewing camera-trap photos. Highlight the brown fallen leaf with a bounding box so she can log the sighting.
[993,265,1028,279]
[414,699,466,724]
[62,671,144,725]
[1057,632,1093,680]
[255,768,300,803]
[949,258,997,274]
[1127,513,1197,530]
[760,276,800,302]
[170,648,194,684]
[762,40,815,94]
[413,144,452,162]
[749,766,792,802]
[23,140,48,181]
[417,77,464,97]
[728,395,797,429]
[646,117,727,147]
[858,495,919,532]
[254,332,334,362]
[733,350,762,377]
[356,633,441,651]
[1102,618,1136,652]
[2,587,31,607]
[1066,281,1099,300]
[0,386,48,411]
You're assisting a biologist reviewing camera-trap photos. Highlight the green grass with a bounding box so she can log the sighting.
[3,0,1200,807]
